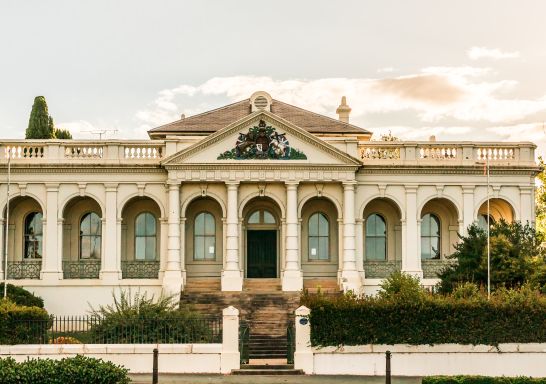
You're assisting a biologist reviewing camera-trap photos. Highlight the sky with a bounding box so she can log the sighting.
[1,0,546,155]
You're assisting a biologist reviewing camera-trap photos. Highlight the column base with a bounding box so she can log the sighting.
[162,270,184,298]
[100,270,122,284]
[295,351,314,374]
[401,269,424,279]
[40,270,63,283]
[221,270,243,291]
[281,269,303,291]
[340,269,362,293]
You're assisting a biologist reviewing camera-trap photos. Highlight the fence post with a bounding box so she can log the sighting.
[386,350,391,384]
[220,306,239,374]
[152,348,158,384]
[294,305,313,374]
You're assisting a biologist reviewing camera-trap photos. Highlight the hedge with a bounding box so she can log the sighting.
[0,300,51,344]
[423,377,546,384]
[0,283,44,308]
[0,355,129,384]
[302,293,546,346]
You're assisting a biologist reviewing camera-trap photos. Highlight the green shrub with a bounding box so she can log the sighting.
[301,286,546,346]
[87,290,216,343]
[0,299,51,344]
[378,271,427,302]
[0,355,129,384]
[0,283,44,308]
[423,376,546,384]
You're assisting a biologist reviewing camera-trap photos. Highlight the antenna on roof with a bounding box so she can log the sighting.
[81,129,119,140]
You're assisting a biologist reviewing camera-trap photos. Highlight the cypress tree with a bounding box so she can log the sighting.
[54,128,73,139]
[25,96,55,139]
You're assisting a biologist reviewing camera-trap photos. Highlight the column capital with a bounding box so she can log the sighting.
[519,185,534,193]
[285,181,299,187]
[104,183,118,192]
[462,186,475,194]
[45,183,59,192]
[342,180,357,187]
[225,181,240,188]
[167,180,180,190]
[405,185,418,193]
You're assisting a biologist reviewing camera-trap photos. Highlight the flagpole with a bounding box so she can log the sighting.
[486,154,490,300]
[3,149,11,299]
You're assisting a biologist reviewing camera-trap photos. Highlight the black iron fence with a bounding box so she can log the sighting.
[6,315,222,345]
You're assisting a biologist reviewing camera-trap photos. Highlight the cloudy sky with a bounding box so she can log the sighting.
[1,1,546,154]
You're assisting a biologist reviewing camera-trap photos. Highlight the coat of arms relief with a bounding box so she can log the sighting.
[217,120,307,160]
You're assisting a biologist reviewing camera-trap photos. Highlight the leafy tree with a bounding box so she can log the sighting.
[536,156,546,237]
[438,220,546,293]
[25,96,72,139]
[25,96,55,139]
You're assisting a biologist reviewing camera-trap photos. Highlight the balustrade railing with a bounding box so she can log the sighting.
[62,260,101,279]
[121,260,160,279]
[6,260,42,279]
[363,260,402,278]
[422,259,456,279]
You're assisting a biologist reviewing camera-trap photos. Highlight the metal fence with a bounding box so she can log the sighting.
[8,315,222,345]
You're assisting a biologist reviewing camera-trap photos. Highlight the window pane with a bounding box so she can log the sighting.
[90,213,101,235]
[146,237,156,260]
[194,236,204,260]
[318,237,329,260]
[90,235,101,259]
[263,211,275,224]
[136,237,145,260]
[309,237,318,259]
[81,237,91,259]
[248,211,260,224]
[146,213,156,236]
[309,214,318,236]
[430,215,440,235]
[366,238,380,260]
[204,213,215,236]
[204,236,216,260]
[81,214,90,235]
[318,214,328,236]
[195,213,205,235]
[421,237,431,259]
[431,237,440,259]
[366,215,376,236]
[422,214,431,236]
[376,237,386,260]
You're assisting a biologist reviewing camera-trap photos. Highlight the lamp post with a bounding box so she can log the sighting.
[3,148,11,299]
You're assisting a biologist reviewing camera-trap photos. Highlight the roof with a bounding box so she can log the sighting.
[148,98,371,138]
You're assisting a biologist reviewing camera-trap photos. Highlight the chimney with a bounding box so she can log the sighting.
[336,96,351,123]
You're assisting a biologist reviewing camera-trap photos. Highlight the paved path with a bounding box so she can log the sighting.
[130,374,421,384]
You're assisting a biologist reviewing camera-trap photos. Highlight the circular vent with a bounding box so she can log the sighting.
[253,96,268,109]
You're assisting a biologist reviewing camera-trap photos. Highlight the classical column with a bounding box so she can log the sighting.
[179,217,187,282]
[282,181,303,291]
[341,181,361,291]
[100,183,120,282]
[163,181,184,295]
[520,186,534,225]
[158,217,168,277]
[221,182,243,291]
[401,186,423,277]
[462,186,475,235]
[42,184,61,282]
[355,218,365,279]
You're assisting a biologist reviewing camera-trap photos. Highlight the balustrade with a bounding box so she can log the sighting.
[121,260,160,279]
[6,260,42,279]
[363,260,402,278]
[62,260,101,279]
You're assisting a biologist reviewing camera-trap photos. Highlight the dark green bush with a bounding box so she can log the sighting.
[87,291,216,343]
[0,355,129,384]
[301,285,546,346]
[423,376,546,384]
[0,299,51,344]
[0,283,44,308]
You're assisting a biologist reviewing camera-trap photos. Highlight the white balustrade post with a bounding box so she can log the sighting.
[402,186,423,277]
[294,305,313,374]
[100,183,121,282]
[222,182,243,291]
[282,181,303,291]
[221,306,240,373]
[163,180,184,296]
[42,184,61,282]
[462,186,475,235]
[341,181,361,291]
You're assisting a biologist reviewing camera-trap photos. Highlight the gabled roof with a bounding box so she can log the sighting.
[148,98,371,138]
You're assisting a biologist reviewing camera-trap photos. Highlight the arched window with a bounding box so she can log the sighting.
[135,212,157,260]
[477,214,495,230]
[308,212,329,260]
[194,212,216,260]
[421,213,440,260]
[247,210,276,225]
[365,214,386,261]
[80,212,101,259]
[24,212,43,259]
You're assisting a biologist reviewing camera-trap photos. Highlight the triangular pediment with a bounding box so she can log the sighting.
[161,111,362,168]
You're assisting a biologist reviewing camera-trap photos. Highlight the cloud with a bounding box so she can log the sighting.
[467,47,520,60]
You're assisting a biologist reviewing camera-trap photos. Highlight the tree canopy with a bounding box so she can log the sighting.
[25,96,72,139]
[438,220,546,293]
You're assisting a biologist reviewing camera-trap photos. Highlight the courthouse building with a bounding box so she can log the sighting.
[0,91,539,314]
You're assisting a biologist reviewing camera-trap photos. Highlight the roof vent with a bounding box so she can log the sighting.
[250,91,272,112]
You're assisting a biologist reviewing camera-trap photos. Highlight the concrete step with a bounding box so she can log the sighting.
[232,368,304,375]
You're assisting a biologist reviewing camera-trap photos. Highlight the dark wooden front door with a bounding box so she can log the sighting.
[247,230,277,278]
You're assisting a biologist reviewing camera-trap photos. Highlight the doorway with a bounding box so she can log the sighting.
[247,230,277,278]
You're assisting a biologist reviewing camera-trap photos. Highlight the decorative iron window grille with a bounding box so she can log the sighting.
[62,260,101,279]
[6,260,42,279]
[121,260,160,279]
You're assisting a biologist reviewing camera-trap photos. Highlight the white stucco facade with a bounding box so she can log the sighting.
[0,92,539,314]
